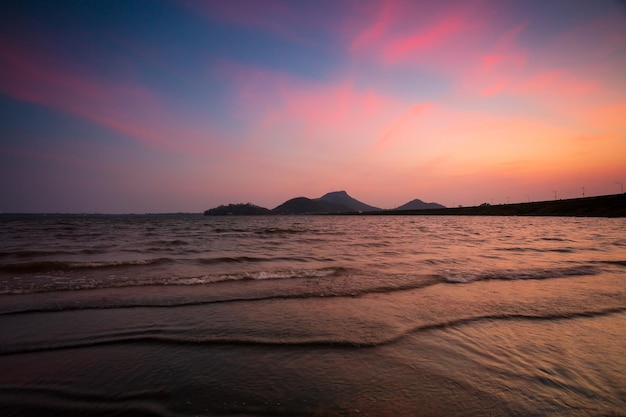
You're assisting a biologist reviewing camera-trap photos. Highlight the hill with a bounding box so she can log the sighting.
[203,203,271,216]
[272,197,351,215]
[394,198,446,210]
[317,191,380,212]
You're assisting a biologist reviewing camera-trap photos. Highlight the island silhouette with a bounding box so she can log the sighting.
[204,191,391,215]
[204,191,625,217]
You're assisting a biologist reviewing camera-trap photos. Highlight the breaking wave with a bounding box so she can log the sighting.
[0,264,608,315]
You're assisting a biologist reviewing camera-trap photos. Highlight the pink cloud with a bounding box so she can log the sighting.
[480,81,508,97]
[481,52,526,72]
[383,15,469,64]
[0,35,224,157]
[215,61,423,159]
[516,70,598,97]
[459,19,601,101]
[347,0,486,69]
[349,0,400,52]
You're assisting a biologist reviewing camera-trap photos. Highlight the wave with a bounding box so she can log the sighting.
[211,227,250,233]
[148,239,188,247]
[0,250,70,259]
[0,261,606,301]
[0,273,442,315]
[0,385,166,403]
[0,263,608,316]
[177,266,349,284]
[0,249,107,259]
[0,258,173,274]
[0,265,352,296]
[2,307,624,355]
[495,247,576,253]
[595,260,626,267]
[197,255,311,265]
[0,386,175,417]
[254,227,308,235]
[538,237,570,242]
[443,265,599,283]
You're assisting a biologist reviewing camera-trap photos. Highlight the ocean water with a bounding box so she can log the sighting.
[0,214,624,416]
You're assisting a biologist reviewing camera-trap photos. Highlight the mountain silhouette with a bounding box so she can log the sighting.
[204,190,444,215]
[272,197,351,214]
[317,191,380,212]
[394,198,446,210]
[203,192,625,217]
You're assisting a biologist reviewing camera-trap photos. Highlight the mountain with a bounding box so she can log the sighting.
[317,191,380,212]
[394,199,446,211]
[272,197,351,215]
[203,191,445,215]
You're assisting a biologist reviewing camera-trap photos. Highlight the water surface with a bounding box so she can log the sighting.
[1,215,624,416]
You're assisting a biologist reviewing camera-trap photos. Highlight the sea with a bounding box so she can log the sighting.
[0,214,624,417]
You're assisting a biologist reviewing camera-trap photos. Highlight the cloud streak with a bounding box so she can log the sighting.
[0,34,226,159]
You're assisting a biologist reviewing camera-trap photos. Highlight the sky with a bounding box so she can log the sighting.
[1,0,625,213]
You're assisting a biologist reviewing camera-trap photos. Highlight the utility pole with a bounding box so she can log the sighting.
[553,190,557,200]
[617,182,624,194]
[581,187,585,197]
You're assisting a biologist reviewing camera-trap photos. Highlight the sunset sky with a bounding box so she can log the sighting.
[1,0,625,213]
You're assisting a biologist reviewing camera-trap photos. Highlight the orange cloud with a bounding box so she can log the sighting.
[360,99,624,188]
[516,70,598,97]
[583,102,626,131]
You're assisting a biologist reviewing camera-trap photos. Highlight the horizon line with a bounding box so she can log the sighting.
[3,192,623,216]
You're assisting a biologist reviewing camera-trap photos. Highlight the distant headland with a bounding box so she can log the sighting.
[204,191,626,217]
